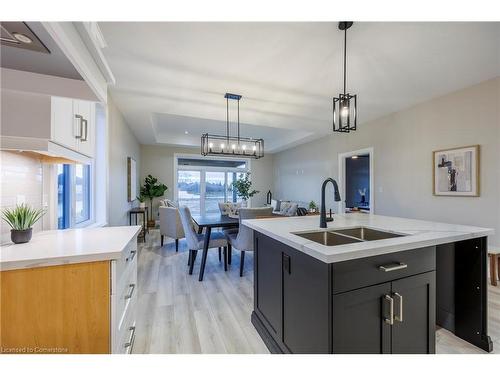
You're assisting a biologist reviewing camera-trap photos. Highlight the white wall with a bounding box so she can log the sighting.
[107,95,141,226]
[140,144,274,216]
[273,77,500,246]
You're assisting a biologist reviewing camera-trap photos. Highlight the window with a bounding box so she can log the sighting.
[176,157,247,216]
[57,163,92,229]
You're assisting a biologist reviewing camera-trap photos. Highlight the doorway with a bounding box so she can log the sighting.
[338,147,374,214]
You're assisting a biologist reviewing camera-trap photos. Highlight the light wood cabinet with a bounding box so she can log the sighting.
[0,236,138,354]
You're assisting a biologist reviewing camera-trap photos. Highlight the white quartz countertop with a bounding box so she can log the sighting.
[243,214,494,263]
[0,226,142,271]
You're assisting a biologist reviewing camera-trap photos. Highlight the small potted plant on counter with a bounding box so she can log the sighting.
[1,203,46,244]
[232,172,259,207]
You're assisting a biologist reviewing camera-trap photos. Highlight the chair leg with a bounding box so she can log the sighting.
[189,250,198,275]
[223,247,228,271]
[490,254,498,286]
[218,247,222,262]
[175,238,179,252]
[161,235,164,247]
[228,243,232,265]
[240,251,245,277]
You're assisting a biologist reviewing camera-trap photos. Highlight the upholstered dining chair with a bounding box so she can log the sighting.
[159,206,185,252]
[178,206,229,278]
[225,207,273,276]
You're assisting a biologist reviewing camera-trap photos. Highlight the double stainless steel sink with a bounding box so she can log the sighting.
[293,226,405,246]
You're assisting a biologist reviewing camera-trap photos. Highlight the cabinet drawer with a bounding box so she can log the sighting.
[332,246,436,294]
[113,301,137,354]
[112,237,138,293]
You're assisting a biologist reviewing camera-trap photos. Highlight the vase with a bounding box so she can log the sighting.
[140,202,146,209]
[241,199,248,208]
[11,228,33,244]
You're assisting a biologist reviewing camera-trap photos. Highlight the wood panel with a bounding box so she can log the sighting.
[1,261,110,354]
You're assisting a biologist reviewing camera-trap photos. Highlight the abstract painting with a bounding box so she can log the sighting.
[433,145,479,196]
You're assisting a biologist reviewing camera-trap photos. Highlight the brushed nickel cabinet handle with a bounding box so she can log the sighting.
[394,292,403,322]
[383,295,394,325]
[81,119,88,141]
[379,262,408,272]
[75,114,83,139]
[125,283,135,299]
[124,326,136,353]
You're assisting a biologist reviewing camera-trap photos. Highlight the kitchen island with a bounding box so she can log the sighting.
[243,213,494,354]
[0,226,141,354]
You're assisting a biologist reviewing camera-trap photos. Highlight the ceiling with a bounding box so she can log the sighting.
[99,22,500,153]
[0,22,82,80]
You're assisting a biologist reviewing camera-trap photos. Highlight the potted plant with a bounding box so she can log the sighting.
[1,204,46,244]
[232,172,259,207]
[308,200,318,213]
[140,174,168,227]
[136,194,147,209]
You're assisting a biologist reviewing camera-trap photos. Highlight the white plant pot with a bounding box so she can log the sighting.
[140,202,146,209]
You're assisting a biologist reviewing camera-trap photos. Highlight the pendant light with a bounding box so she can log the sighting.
[201,93,265,159]
[333,21,357,133]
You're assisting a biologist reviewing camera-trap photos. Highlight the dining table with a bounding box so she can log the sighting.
[191,213,239,281]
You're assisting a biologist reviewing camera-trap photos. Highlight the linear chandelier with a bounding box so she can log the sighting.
[201,93,264,159]
[333,21,357,133]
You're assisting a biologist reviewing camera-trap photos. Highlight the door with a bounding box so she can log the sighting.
[254,234,282,339]
[205,171,226,214]
[282,246,331,353]
[333,283,392,354]
[391,272,436,354]
[74,100,95,157]
[51,96,76,149]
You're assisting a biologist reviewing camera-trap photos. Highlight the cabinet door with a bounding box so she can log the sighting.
[282,247,330,353]
[255,234,283,338]
[51,96,76,149]
[391,271,436,354]
[74,100,95,157]
[333,283,392,354]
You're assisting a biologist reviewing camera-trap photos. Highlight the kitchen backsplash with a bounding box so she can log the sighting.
[0,150,44,244]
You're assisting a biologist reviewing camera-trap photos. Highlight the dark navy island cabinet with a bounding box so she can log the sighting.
[252,232,492,354]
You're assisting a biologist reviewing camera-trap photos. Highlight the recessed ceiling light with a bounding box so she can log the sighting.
[184,130,189,135]
[351,155,358,159]
[12,32,33,44]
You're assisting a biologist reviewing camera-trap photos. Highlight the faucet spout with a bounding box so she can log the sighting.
[320,178,342,228]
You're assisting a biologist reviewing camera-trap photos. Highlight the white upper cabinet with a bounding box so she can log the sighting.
[73,99,95,157]
[51,96,96,158]
[51,96,76,150]
[1,91,96,159]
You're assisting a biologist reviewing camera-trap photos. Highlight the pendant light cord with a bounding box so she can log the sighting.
[343,27,347,95]
[226,97,229,142]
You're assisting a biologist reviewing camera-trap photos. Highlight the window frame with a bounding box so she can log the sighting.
[174,154,250,215]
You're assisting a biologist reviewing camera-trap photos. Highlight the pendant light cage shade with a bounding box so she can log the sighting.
[333,93,357,132]
[201,92,265,159]
[201,133,264,159]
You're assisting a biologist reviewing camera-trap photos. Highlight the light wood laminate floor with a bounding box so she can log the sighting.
[133,230,500,354]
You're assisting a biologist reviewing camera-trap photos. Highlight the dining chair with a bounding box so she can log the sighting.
[178,206,229,277]
[225,207,273,276]
[158,206,184,251]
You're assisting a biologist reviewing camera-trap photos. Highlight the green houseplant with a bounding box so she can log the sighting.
[232,172,259,205]
[308,200,318,213]
[1,204,46,244]
[140,174,168,226]
[136,194,146,209]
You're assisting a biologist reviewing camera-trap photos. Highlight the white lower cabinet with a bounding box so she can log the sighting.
[111,236,138,354]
